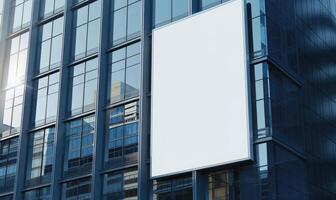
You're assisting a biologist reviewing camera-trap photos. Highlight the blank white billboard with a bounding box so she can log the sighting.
[151,0,252,178]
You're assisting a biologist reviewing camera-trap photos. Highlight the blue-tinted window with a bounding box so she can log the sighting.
[24,186,51,200]
[109,42,141,104]
[69,58,98,116]
[62,177,91,199]
[33,72,59,127]
[110,0,141,46]
[63,116,95,177]
[0,137,18,194]
[154,0,189,27]
[105,101,138,169]
[26,128,55,187]
[103,168,138,199]
[40,0,64,18]
[73,1,100,60]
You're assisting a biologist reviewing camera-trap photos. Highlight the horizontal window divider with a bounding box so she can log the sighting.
[100,163,138,175]
[38,12,64,26]
[59,173,92,184]
[7,27,30,39]
[0,133,20,142]
[28,122,57,133]
[106,38,141,54]
[1,82,26,92]
[64,110,96,122]
[105,97,140,110]
[0,192,14,198]
[67,53,99,68]
[33,68,60,80]
[22,183,52,192]
[72,0,98,10]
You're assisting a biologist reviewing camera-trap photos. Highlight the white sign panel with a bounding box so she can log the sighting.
[151,0,252,178]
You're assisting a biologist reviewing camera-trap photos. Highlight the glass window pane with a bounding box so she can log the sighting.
[172,0,188,20]
[42,0,54,16]
[154,0,171,27]
[111,70,125,103]
[87,19,100,54]
[22,0,32,26]
[127,2,141,39]
[125,65,140,99]
[74,25,87,59]
[50,35,62,68]
[71,84,84,115]
[54,0,65,11]
[76,5,88,26]
[40,40,51,72]
[112,8,126,45]
[52,17,64,36]
[201,0,221,9]
[89,0,100,21]
[46,93,58,122]
[12,4,23,31]
[83,80,97,112]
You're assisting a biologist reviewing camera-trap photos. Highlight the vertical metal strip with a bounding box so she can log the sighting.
[50,0,73,199]
[13,0,40,199]
[91,0,109,199]
[138,0,152,199]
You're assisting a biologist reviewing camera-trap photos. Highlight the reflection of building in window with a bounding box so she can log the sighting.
[26,128,55,187]
[109,42,141,104]
[208,170,232,200]
[24,186,51,199]
[103,168,138,199]
[63,115,95,178]
[153,176,193,200]
[0,137,18,193]
[70,58,98,116]
[105,101,139,169]
[62,177,92,199]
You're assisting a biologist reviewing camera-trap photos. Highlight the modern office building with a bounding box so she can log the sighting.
[0,0,335,199]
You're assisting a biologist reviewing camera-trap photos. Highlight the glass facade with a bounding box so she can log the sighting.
[69,58,98,116]
[26,128,55,186]
[40,0,64,18]
[109,42,141,104]
[0,137,18,193]
[103,167,138,199]
[105,101,139,169]
[24,186,51,200]
[33,72,59,127]
[110,0,141,46]
[0,0,335,199]
[38,17,64,73]
[63,115,95,178]
[10,0,32,32]
[72,0,100,60]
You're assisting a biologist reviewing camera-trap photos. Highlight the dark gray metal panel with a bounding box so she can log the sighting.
[91,0,110,198]
[138,0,152,199]
[50,0,73,199]
[192,171,207,200]
[13,0,40,199]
